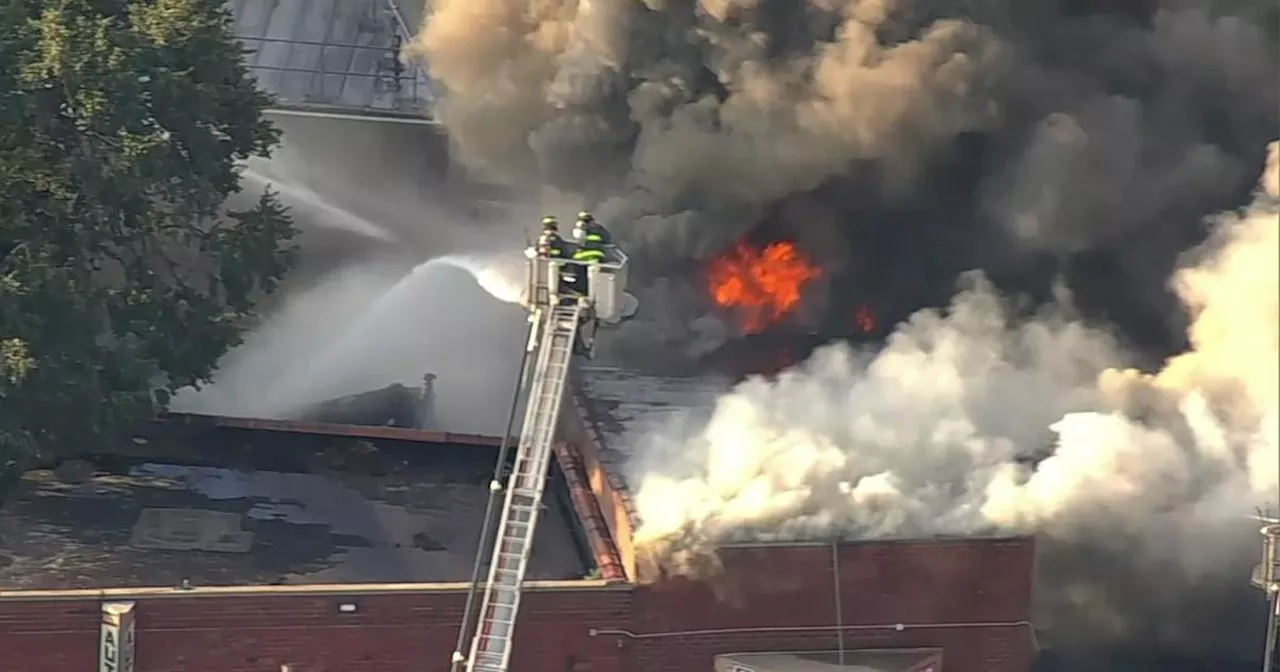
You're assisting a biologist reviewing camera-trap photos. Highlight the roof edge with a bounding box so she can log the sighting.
[0,578,633,602]
[155,412,508,447]
[554,441,628,580]
[565,367,639,527]
[716,535,1035,550]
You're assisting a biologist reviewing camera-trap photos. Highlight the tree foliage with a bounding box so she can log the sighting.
[0,0,297,469]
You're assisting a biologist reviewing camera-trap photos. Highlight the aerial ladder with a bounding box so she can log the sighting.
[450,242,633,672]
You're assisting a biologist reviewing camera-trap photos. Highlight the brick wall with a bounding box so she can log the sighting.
[0,537,1035,672]
[562,377,639,580]
[0,586,630,672]
[618,538,1037,672]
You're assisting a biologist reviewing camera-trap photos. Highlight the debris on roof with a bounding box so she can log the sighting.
[0,428,587,590]
[298,373,437,429]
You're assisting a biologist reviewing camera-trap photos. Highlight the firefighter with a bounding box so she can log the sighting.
[536,216,569,259]
[565,213,607,358]
[572,213,607,265]
[572,211,611,251]
[537,215,587,297]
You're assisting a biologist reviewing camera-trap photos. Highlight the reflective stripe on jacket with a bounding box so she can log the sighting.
[538,232,570,258]
[573,248,606,262]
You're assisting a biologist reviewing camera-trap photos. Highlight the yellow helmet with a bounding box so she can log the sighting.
[540,215,559,231]
[576,211,594,224]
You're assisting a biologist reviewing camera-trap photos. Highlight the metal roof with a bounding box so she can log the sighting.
[228,0,435,119]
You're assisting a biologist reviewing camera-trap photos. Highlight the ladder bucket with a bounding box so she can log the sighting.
[523,248,630,318]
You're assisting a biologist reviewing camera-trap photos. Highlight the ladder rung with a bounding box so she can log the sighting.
[484,604,515,619]
[483,604,514,622]
[482,615,515,628]
[477,633,508,645]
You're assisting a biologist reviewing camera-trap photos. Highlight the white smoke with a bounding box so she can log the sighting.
[630,142,1279,636]
[171,258,528,434]
[629,276,1126,542]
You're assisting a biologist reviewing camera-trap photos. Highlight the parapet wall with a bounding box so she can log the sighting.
[563,369,641,579]
[0,536,1036,672]
[0,582,628,672]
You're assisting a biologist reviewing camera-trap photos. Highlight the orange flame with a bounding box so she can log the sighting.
[708,241,821,334]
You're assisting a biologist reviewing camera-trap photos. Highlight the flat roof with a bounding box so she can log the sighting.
[574,365,730,527]
[0,427,587,591]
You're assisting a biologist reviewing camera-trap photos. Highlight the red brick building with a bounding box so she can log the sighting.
[0,369,1038,672]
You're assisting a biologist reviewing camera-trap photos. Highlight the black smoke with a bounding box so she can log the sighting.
[410,0,1277,363]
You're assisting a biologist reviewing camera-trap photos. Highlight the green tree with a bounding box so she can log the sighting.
[0,0,297,470]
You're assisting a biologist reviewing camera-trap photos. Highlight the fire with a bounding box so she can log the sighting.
[708,241,821,334]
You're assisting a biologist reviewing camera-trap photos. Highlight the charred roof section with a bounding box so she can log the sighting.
[0,422,588,591]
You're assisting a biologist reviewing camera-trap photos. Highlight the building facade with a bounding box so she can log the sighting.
[0,535,1035,672]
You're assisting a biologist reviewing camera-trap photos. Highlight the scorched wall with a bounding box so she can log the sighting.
[0,536,1036,672]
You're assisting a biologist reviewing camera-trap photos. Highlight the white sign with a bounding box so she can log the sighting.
[100,601,136,672]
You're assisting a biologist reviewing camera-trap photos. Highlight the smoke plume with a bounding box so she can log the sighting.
[628,142,1278,655]
[410,0,1278,354]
